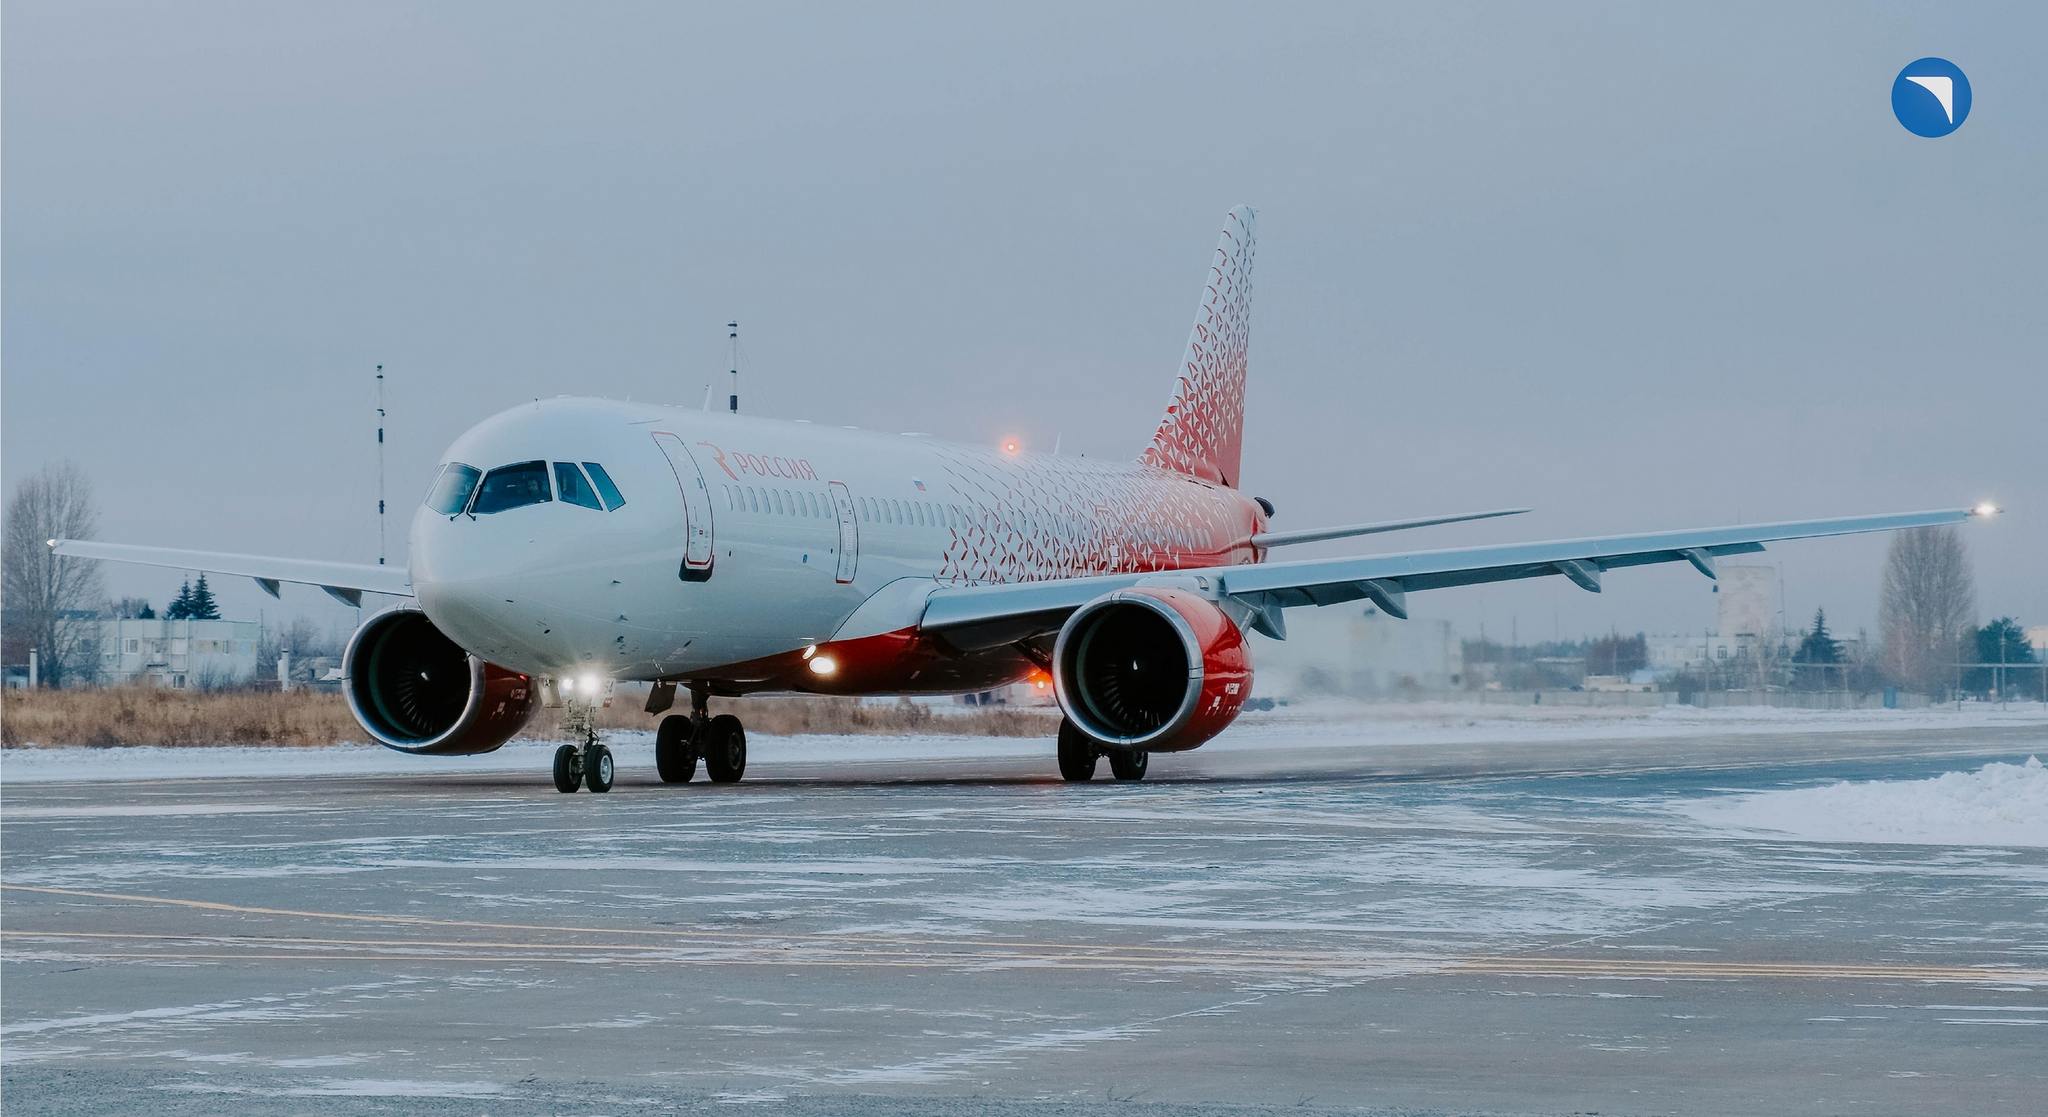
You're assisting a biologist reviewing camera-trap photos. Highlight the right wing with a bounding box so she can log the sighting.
[922,507,1977,647]
[49,540,411,607]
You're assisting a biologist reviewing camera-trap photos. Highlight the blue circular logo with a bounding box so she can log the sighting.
[1892,58,1970,137]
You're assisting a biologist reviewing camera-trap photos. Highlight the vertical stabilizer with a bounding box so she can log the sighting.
[1141,205,1255,488]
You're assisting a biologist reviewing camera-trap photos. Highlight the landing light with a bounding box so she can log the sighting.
[1973,502,2000,517]
[578,674,600,695]
[809,655,837,676]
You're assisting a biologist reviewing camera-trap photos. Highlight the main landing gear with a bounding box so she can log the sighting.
[655,684,747,785]
[1057,718,1147,783]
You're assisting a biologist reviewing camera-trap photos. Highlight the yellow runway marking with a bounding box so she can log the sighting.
[7,886,2044,985]
[0,884,1364,962]
[0,929,1433,972]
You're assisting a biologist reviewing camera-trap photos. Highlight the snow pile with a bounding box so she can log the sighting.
[1224,698,2048,751]
[1676,756,2048,847]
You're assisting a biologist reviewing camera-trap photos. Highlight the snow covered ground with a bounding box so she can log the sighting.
[1,700,2042,784]
[1674,755,2048,847]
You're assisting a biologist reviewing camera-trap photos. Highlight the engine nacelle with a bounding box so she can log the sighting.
[1052,587,1251,752]
[343,606,536,755]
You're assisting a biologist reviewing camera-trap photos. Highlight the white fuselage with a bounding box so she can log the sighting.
[410,398,1266,692]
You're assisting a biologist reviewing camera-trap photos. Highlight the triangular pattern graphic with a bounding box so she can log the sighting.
[1141,206,1255,488]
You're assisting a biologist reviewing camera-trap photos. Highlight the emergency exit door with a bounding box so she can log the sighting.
[651,432,716,579]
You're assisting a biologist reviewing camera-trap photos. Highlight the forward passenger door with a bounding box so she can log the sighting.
[651,432,716,579]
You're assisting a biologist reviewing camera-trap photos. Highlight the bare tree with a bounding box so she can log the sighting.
[2,462,107,686]
[1879,526,1975,697]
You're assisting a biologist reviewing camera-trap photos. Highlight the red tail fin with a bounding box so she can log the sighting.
[1141,205,1255,488]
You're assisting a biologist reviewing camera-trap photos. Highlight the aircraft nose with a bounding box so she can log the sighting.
[410,509,534,657]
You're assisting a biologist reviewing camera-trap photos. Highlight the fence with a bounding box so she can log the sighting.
[1676,689,1933,710]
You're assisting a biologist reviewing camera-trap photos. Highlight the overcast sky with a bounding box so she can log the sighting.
[5,1,2043,644]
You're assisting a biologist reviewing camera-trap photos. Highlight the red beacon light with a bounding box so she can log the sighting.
[1001,438,1021,455]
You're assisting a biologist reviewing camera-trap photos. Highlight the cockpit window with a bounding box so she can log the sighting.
[425,463,482,516]
[554,462,603,510]
[582,462,625,511]
[471,461,552,514]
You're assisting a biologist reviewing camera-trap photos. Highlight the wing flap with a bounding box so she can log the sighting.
[49,540,412,599]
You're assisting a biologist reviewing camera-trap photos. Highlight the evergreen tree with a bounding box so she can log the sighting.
[1795,608,1841,664]
[1966,617,2038,698]
[1975,617,2036,665]
[188,573,220,620]
[166,580,194,620]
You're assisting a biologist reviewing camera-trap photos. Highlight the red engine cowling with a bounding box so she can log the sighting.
[1051,587,1251,752]
[343,606,536,755]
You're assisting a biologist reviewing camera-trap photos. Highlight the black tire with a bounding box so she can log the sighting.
[1056,719,1098,782]
[1108,748,1149,781]
[656,714,697,783]
[584,742,614,793]
[703,714,747,784]
[552,743,581,793]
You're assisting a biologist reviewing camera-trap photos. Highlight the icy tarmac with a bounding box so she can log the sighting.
[4,714,2046,1116]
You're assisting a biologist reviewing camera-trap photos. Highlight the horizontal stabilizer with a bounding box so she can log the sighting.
[49,540,412,600]
[1252,507,1530,549]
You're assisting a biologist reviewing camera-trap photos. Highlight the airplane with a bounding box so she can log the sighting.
[53,206,1991,793]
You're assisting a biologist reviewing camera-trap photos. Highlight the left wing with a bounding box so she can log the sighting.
[922,508,1976,648]
[48,540,411,607]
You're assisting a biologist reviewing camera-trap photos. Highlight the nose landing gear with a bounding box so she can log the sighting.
[552,700,614,794]
[551,736,613,793]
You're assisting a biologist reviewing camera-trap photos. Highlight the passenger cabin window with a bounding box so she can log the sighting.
[582,463,625,510]
[426,463,482,515]
[472,461,553,514]
[554,463,603,510]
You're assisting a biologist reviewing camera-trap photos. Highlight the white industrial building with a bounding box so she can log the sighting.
[1249,605,1460,699]
[94,617,261,689]
[1645,565,1805,672]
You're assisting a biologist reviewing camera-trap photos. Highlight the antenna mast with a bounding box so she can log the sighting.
[375,365,386,566]
[727,321,739,413]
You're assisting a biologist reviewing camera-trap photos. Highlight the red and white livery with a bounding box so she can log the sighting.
[56,207,1986,790]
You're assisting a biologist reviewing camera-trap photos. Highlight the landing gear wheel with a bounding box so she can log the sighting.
[656,714,697,783]
[584,742,614,793]
[1108,748,1149,781]
[552,743,582,793]
[1057,719,1098,782]
[703,714,747,784]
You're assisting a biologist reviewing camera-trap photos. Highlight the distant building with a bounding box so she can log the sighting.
[1641,564,1883,686]
[958,677,1058,707]
[1716,565,1778,639]
[1646,564,1794,675]
[1250,606,1459,699]
[94,617,260,689]
[2028,626,2048,657]
[1647,632,1802,670]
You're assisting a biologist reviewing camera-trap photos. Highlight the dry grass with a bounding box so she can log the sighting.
[1,687,362,749]
[2,687,1059,749]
